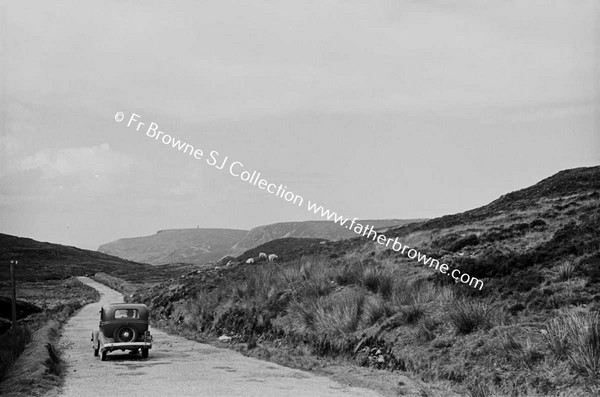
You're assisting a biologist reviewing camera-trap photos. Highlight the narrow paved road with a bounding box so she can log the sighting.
[58,277,384,397]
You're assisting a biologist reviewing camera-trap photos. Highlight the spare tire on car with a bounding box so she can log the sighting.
[114,326,137,343]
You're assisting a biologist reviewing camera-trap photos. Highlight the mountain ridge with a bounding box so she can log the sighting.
[98,228,248,265]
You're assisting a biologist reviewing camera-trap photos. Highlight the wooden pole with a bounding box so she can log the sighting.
[10,260,17,329]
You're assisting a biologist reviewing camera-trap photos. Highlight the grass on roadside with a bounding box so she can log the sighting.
[0,277,100,395]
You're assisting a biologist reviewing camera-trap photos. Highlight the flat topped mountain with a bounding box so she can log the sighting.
[98,228,248,265]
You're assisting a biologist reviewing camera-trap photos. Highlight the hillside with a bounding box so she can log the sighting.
[229,219,424,256]
[0,233,189,283]
[129,165,600,396]
[98,228,248,265]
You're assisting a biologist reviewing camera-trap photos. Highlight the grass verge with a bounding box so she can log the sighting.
[0,278,99,396]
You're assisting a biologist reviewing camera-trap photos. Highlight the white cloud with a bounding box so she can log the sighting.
[17,142,135,179]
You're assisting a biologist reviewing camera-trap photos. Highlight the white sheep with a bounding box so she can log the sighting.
[259,252,267,260]
[268,254,278,262]
[246,258,255,264]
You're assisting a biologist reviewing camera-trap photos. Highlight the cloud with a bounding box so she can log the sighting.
[0,135,22,156]
[16,142,135,179]
[0,139,144,205]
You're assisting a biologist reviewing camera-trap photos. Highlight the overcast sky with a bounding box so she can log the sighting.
[1,0,599,250]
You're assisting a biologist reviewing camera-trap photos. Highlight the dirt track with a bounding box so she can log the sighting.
[57,277,384,397]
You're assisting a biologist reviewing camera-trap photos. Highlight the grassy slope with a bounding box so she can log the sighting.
[0,233,194,283]
[132,166,600,396]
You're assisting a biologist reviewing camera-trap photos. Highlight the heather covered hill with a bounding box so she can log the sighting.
[98,228,248,265]
[0,233,156,282]
[379,165,600,294]
[0,234,191,283]
[389,165,600,233]
[127,166,600,396]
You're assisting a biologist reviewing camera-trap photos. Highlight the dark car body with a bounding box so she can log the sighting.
[91,303,153,360]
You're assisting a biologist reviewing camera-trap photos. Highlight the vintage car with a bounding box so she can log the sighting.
[91,303,153,360]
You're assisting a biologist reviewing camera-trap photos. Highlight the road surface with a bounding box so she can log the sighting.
[58,277,384,397]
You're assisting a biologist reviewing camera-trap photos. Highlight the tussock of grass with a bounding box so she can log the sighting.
[399,301,427,325]
[416,316,438,342]
[361,295,388,326]
[447,300,496,334]
[360,265,394,299]
[545,309,600,380]
[555,262,576,281]
[279,288,389,354]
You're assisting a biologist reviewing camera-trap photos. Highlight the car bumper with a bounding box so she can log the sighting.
[102,342,152,351]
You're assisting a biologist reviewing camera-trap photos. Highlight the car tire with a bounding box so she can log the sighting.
[114,326,137,343]
[101,350,107,361]
[141,348,148,359]
[94,344,99,357]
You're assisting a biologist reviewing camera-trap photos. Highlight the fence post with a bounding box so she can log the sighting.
[10,259,17,329]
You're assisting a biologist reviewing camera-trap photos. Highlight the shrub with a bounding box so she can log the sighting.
[448,234,480,252]
[448,300,495,334]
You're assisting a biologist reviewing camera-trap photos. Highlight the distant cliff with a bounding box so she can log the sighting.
[229,219,425,256]
[98,228,248,265]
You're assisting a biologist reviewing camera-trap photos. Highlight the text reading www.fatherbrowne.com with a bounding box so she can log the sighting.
[115,111,483,290]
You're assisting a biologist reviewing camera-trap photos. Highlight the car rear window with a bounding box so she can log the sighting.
[115,309,139,319]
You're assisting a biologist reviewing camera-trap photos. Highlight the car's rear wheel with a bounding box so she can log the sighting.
[101,350,107,361]
[93,343,99,357]
[141,348,148,359]
[114,326,137,343]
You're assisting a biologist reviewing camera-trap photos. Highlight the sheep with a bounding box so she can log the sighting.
[246,258,255,264]
[268,254,278,262]
[258,252,267,260]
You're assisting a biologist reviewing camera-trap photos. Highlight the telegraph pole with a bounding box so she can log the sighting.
[10,259,17,329]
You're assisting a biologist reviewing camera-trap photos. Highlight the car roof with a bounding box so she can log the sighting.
[103,303,148,310]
